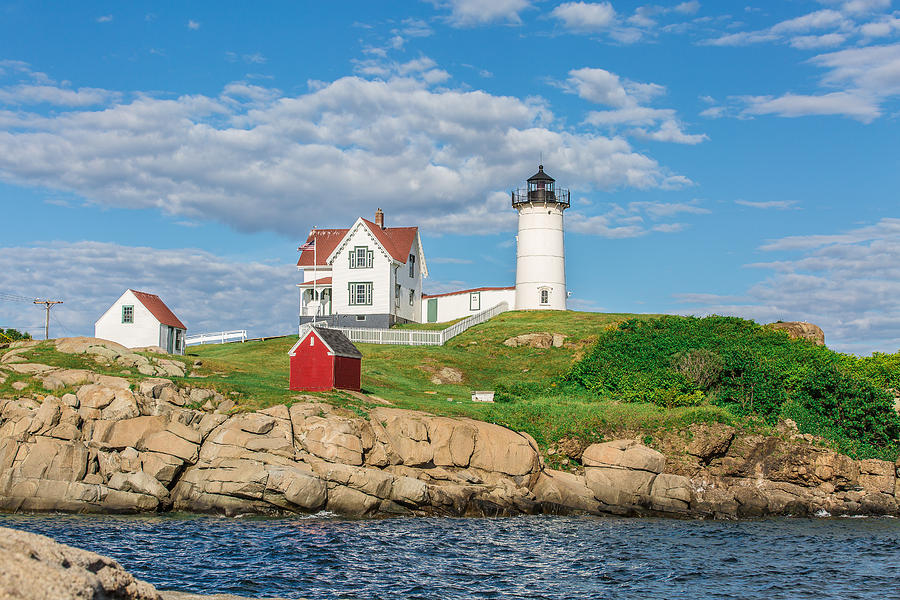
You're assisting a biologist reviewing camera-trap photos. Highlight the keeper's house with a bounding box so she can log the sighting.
[95,289,186,355]
[297,209,427,329]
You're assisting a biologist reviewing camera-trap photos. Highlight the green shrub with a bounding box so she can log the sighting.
[1,328,31,342]
[564,315,900,457]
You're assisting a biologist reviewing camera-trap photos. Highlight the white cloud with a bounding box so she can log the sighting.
[0,84,117,106]
[429,257,474,264]
[553,1,701,42]
[813,42,900,96]
[567,67,706,144]
[551,1,617,31]
[770,9,850,34]
[629,119,709,144]
[678,218,900,353]
[567,199,708,237]
[790,32,847,49]
[739,91,880,122]
[735,199,800,210]
[702,30,780,46]
[0,61,688,237]
[0,242,298,339]
[432,0,531,26]
[96,15,113,23]
[188,20,200,30]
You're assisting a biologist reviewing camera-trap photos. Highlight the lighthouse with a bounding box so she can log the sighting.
[512,165,569,311]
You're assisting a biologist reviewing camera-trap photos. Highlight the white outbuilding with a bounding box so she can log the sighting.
[94,289,187,355]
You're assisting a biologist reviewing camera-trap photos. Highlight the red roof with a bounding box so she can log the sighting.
[297,229,348,267]
[129,290,186,330]
[296,220,418,267]
[423,286,515,299]
[297,277,333,287]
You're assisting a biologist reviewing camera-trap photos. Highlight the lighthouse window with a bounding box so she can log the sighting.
[469,291,481,311]
[540,289,550,305]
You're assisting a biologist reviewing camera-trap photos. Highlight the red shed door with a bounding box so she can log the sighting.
[290,332,334,391]
[332,356,361,391]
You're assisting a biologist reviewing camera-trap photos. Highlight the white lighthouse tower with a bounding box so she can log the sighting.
[512,165,569,311]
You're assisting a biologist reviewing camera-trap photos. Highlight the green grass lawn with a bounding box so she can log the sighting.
[184,310,739,455]
[0,311,743,458]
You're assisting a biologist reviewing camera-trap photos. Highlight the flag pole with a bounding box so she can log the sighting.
[312,227,317,317]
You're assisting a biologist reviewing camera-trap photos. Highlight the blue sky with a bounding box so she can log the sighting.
[1,0,898,353]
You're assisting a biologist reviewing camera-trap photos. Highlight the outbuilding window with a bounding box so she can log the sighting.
[122,305,134,323]
[409,254,416,278]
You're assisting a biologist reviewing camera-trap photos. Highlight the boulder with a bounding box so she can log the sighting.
[300,416,364,465]
[766,321,825,346]
[686,424,735,462]
[532,469,600,514]
[582,440,666,473]
[428,418,476,468]
[859,459,895,495]
[107,471,169,501]
[0,526,162,600]
[469,420,540,476]
[649,473,693,513]
[584,466,656,507]
[56,337,130,355]
[429,367,463,385]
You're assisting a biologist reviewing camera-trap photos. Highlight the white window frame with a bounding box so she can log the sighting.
[408,254,416,278]
[540,288,550,305]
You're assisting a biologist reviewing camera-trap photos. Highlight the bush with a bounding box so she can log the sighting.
[1,328,31,342]
[563,315,900,457]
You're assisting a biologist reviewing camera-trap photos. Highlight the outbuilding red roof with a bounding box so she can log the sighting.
[129,290,186,330]
[296,219,418,266]
[423,286,515,299]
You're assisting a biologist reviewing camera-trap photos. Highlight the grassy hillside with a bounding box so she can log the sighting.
[188,311,738,463]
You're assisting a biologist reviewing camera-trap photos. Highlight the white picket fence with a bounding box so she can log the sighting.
[311,302,509,346]
[185,329,248,346]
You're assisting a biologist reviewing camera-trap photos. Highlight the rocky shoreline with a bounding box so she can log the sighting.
[0,525,293,600]
[2,339,899,520]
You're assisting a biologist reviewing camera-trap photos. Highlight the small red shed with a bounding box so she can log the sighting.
[289,326,362,392]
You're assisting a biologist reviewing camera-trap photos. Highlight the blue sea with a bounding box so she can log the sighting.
[3,513,900,599]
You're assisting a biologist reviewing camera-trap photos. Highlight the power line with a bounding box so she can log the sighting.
[0,291,34,303]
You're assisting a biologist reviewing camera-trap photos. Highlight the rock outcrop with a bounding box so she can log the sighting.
[766,321,825,346]
[0,526,162,599]
[502,333,567,349]
[3,345,900,520]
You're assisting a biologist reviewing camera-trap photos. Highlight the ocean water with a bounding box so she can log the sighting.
[3,513,900,599]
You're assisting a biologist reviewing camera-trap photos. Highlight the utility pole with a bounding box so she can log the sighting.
[33,299,63,340]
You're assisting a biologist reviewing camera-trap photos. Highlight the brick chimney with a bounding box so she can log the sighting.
[375,208,384,229]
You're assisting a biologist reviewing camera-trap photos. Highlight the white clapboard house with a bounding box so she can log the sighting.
[297,209,428,329]
[95,289,187,354]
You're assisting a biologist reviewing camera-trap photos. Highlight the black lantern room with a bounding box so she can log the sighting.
[512,165,570,208]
